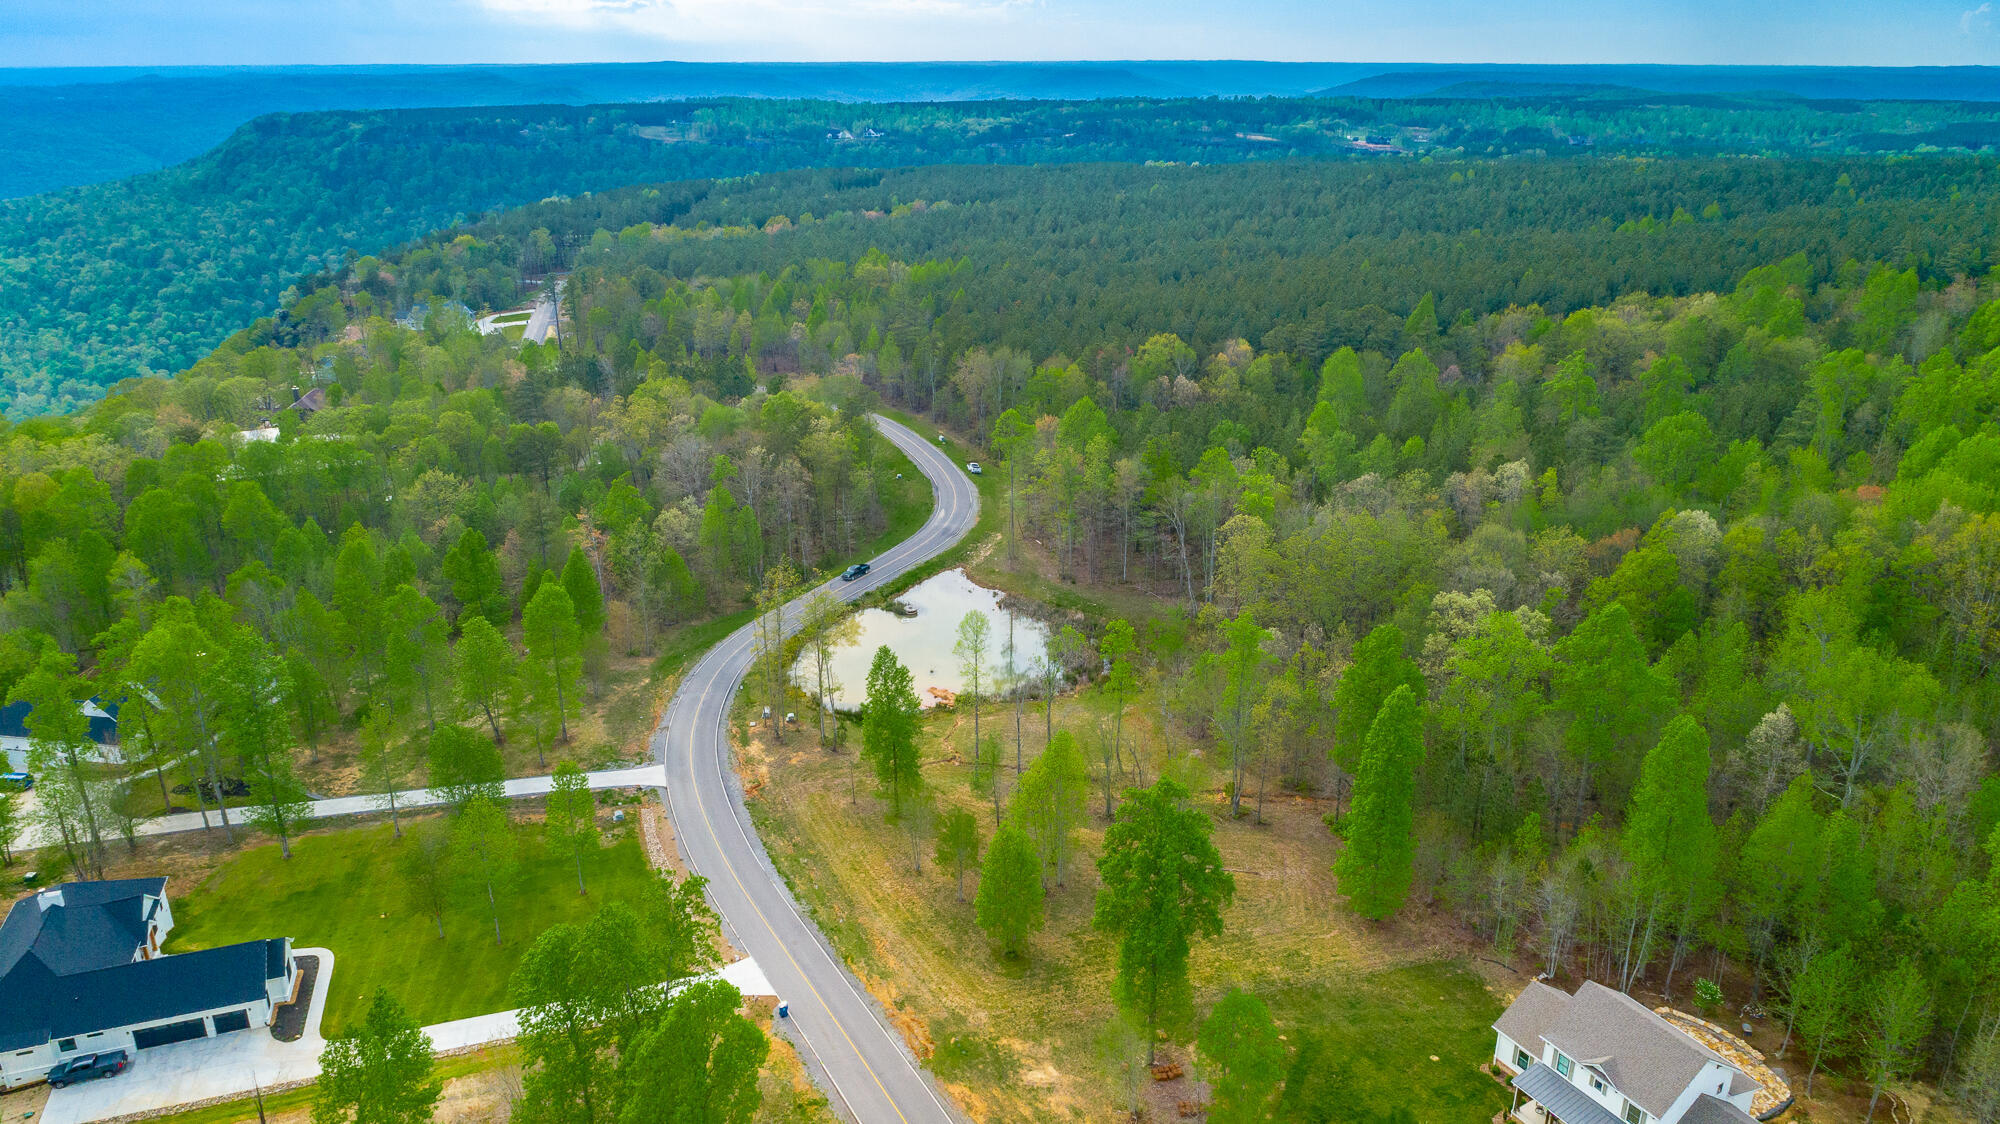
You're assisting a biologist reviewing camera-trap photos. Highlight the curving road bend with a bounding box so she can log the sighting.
[651,413,977,1124]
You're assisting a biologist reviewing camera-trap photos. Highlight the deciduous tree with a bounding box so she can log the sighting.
[545,761,598,895]
[312,988,441,1124]
[862,645,922,817]
[1198,989,1286,1124]
[1094,778,1234,1062]
[976,823,1044,960]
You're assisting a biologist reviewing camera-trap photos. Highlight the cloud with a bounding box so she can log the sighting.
[470,0,1035,46]
[1964,2,1992,34]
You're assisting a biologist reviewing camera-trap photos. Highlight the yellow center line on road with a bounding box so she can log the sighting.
[666,416,972,1124]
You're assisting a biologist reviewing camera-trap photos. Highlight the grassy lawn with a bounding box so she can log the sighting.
[736,670,1511,1123]
[1262,961,1508,1121]
[165,815,658,1037]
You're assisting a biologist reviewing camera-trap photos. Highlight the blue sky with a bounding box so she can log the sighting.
[0,0,1993,68]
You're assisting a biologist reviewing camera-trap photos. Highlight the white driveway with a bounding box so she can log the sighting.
[19,764,667,849]
[40,947,335,1124]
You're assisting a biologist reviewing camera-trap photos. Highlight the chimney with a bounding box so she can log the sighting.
[37,888,64,911]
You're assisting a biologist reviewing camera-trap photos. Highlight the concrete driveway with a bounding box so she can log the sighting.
[40,947,334,1124]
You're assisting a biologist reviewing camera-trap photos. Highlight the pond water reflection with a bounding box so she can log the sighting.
[792,568,1051,712]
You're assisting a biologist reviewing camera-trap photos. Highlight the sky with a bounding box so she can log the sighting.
[1,0,1997,68]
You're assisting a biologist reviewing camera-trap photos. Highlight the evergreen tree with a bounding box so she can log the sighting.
[561,546,606,636]
[1335,684,1422,920]
[396,822,453,939]
[443,528,506,626]
[1330,625,1422,816]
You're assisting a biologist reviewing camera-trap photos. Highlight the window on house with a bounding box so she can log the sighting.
[1516,1048,1532,1071]
[1590,1075,1608,1094]
[56,1038,76,1052]
[1625,1102,1646,1124]
[1554,1052,1573,1078]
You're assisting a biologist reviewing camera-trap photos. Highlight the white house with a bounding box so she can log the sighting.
[0,879,297,1089]
[1494,980,1770,1124]
[0,698,122,773]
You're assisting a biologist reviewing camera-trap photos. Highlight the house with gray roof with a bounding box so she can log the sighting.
[0,697,121,773]
[1494,980,1770,1124]
[0,879,297,1089]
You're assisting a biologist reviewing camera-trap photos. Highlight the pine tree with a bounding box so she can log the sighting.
[1330,625,1422,818]
[1334,684,1421,920]
[561,546,606,636]
[443,528,505,626]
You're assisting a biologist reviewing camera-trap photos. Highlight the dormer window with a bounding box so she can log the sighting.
[1554,1051,1573,1078]
[1624,1102,1646,1124]
[1590,1074,1609,1094]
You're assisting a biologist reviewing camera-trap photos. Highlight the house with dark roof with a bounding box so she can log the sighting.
[0,698,121,773]
[0,879,296,1089]
[1494,980,1770,1124]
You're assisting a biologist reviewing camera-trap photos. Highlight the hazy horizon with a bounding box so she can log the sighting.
[6,0,1999,70]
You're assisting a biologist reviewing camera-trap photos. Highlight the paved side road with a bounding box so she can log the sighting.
[17,764,666,848]
[652,413,977,1124]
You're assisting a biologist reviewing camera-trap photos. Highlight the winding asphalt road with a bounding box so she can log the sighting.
[651,413,977,1124]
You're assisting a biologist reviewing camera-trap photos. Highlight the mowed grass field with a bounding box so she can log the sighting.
[740,685,1512,1123]
[164,813,657,1036]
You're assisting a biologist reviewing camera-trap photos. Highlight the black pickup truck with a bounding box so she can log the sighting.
[47,1050,130,1088]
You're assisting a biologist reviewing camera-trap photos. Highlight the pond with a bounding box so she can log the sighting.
[792,568,1051,712]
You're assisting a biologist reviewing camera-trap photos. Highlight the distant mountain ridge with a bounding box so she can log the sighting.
[1316,63,2000,101]
[0,60,1363,197]
[11,60,2000,198]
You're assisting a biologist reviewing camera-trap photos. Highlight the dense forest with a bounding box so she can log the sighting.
[3,147,2000,1118]
[13,92,2000,413]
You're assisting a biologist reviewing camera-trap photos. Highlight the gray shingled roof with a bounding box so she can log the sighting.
[0,878,165,978]
[1514,1062,1624,1124]
[0,938,287,1052]
[1679,1093,1759,1124]
[0,881,285,1054]
[1494,979,1572,1056]
[1542,981,1727,1119]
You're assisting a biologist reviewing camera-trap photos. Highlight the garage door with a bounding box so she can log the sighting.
[211,1010,251,1034]
[133,1019,208,1049]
